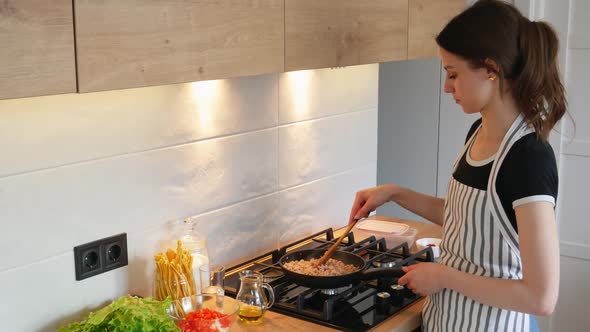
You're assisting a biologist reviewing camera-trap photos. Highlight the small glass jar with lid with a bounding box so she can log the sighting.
[152,218,210,300]
[175,218,210,294]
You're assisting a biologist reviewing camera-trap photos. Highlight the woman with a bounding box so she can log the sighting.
[348,1,566,331]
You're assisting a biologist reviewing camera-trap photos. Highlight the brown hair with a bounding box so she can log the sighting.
[436,0,567,141]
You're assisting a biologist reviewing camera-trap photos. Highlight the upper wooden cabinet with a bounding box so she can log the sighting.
[74,0,284,93]
[408,0,466,60]
[285,0,408,72]
[1,0,469,99]
[0,0,76,100]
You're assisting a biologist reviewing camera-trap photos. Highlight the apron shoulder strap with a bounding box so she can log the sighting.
[487,113,533,255]
[451,122,482,172]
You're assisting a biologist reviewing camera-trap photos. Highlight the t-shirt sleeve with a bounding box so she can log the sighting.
[498,136,558,209]
[465,118,483,144]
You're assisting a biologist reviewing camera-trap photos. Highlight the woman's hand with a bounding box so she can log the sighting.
[397,263,449,296]
[348,184,398,224]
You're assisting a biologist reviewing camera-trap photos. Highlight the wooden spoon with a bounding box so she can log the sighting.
[316,218,362,265]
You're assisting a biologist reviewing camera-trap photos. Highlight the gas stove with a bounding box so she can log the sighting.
[223,228,435,331]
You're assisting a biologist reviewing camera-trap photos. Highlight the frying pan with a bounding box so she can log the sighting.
[279,249,405,289]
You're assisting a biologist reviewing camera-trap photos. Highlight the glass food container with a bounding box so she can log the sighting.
[177,218,210,294]
[153,218,210,300]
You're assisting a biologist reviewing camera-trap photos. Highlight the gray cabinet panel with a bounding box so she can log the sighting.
[436,65,479,198]
[377,59,441,221]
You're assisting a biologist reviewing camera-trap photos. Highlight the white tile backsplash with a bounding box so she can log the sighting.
[278,109,377,188]
[279,64,378,124]
[279,164,377,237]
[0,74,278,177]
[129,193,281,298]
[0,65,377,330]
[191,194,282,267]
[0,129,278,272]
[0,252,128,332]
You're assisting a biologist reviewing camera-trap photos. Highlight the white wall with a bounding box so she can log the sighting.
[548,0,590,331]
[517,1,590,331]
[0,64,379,331]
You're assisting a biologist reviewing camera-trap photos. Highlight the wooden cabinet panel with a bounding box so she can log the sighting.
[0,0,76,100]
[74,0,284,93]
[408,0,466,60]
[285,0,408,71]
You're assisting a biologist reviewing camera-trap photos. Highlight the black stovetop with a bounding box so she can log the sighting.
[223,228,435,331]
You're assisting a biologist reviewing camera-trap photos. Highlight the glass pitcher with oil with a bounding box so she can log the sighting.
[236,270,275,324]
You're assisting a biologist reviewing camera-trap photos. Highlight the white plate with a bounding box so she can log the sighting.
[355,220,409,234]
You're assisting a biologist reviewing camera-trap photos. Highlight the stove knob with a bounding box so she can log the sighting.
[390,284,405,306]
[376,292,391,313]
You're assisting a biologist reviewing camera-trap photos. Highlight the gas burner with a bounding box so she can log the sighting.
[373,257,402,268]
[222,227,434,332]
[320,286,351,296]
[262,269,284,283]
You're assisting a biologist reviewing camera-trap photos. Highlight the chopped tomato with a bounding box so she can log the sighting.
[177,308,232,332]
[426,243,437,247]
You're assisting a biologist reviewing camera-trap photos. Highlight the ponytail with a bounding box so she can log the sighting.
[436,0,568,141]
[512,20,567,141]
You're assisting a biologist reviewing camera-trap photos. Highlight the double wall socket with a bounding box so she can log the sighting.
[74,233,128,281]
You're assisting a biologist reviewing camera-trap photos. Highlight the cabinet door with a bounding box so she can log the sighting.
[0,0,76,100]
[377,59,441,222]
[285,0,408,71]
[74,0,284,93]
[408,0,466,60]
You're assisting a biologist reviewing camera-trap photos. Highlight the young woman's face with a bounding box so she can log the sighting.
[439,48,495,114]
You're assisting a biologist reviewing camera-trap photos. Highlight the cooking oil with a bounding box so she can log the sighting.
[238,305,264,324]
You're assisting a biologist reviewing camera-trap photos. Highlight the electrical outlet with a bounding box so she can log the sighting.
[74,240,104,280]
[102,233,128,273]
[74,233,128,281]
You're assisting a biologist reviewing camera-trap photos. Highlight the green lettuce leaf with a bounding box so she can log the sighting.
[57,295,179,332]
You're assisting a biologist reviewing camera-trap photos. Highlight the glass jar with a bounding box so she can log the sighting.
[176,218,210,294]
[153,269,195,301]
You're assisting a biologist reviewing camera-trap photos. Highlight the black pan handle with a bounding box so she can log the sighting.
[359,267,405,280]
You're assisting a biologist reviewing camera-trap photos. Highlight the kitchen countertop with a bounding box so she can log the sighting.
[232,216,442,332]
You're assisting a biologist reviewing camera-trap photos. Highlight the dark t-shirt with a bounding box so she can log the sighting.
[452,118,558,233]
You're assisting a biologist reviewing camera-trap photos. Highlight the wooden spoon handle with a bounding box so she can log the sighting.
[316,218,361,265]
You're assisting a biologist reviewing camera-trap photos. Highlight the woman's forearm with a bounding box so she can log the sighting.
[390,186,445,226]
[438,202,559,316]
[443,267,555,316]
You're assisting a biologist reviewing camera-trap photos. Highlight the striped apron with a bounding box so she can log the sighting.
[423,113,534,332]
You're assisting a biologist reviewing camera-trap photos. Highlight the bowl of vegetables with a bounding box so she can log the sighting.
[167,294,240,332]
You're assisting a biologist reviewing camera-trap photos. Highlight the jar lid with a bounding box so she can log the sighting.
[175,219,208,252]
